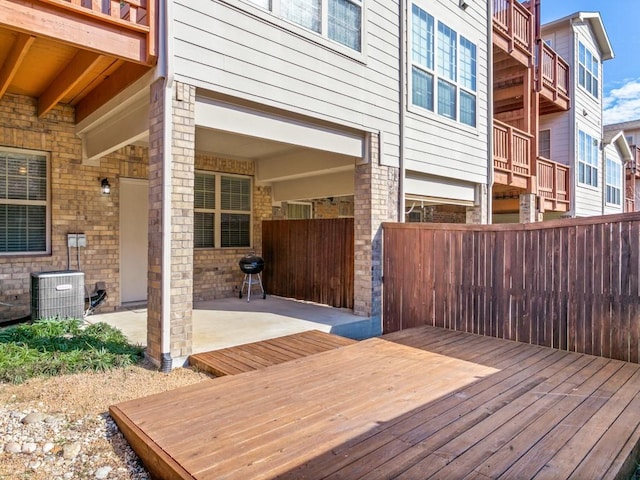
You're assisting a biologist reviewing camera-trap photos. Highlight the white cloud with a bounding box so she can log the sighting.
[603,78,640,124]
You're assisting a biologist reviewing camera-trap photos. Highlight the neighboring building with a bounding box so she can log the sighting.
[540,11,620,218]
[0,0,491,367]
[491,0,572,223]
[604,119,640,212]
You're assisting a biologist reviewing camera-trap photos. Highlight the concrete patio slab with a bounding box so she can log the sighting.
[87,296,377,354]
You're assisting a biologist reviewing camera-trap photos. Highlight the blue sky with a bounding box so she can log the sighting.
[541,1,640,124]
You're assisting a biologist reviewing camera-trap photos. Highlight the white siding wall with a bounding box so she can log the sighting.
[404,0,489,187]
[172,0,489,202]
[173,0,400,166]
[543,19,606,217]
[573,22,605,217]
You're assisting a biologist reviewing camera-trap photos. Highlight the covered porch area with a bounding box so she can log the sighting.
[88,295,374,354]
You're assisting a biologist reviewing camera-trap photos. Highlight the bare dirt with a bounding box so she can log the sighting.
[0,362,213,479]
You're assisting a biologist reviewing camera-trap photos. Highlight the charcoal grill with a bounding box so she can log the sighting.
[239,253,266,301]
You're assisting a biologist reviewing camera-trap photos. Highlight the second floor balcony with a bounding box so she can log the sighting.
[0,0,157,120]
[537,42,571,113]
[493,0,534,67]
[493,119,570,212]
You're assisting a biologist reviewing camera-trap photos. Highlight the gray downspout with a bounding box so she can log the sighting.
[487,0,494,223]
[569,20,577,217]
[398,0,406,222]
[158,0,174,372]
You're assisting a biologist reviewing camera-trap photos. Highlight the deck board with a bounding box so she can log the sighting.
[110,326,640,480]
[188,330,356,377]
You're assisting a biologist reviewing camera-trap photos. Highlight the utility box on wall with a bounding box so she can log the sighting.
[31,271,85,320]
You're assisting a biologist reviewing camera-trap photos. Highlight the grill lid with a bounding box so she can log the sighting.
[239,254,264,274]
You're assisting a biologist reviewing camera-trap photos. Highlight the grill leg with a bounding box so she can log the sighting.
[247,273,252,302]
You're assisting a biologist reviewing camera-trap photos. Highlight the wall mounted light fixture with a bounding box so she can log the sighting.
[101,178,111,195]
[459,0,469,10]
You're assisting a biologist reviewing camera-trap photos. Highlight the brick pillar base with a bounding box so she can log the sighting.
[466,184,489,224]
[353,134,399,324]
[519,193,538,223]
[147,80,196,368]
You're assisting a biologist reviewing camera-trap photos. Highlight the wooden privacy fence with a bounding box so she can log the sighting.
[262,219,354,309]
[383,213,640,363]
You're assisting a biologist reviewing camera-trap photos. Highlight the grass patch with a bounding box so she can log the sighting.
[0,318,144,383]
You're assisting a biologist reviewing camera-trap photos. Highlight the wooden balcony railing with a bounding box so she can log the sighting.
[493,0,533,63]
[626,198,635,213]
[538,42,570,108]
[493,119,532,180]
[24,0,157,63]
[537,157,570,211]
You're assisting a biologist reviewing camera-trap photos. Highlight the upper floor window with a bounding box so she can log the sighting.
[410,4,477,127]
[0,148,49,255]
[194,172,252,249]
[606,157,622,206]
[578,130,599,188]
[539,129,551,159]
[249,0,362,51]
[578,42,599,99]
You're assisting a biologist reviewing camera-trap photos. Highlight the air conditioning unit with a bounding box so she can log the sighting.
[31,271,85,320]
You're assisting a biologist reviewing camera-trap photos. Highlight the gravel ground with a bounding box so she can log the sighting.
[0,362,213,479]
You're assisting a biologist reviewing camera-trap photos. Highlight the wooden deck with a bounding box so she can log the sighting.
[110,326,640,479]
[189,330,357,376]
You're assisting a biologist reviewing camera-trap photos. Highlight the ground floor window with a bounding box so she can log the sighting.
[0,148,48,254]
[194,172,252,248]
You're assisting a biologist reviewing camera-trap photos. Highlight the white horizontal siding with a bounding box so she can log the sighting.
[403,0,489,186]
[540,111,571,166]
[174,0,400,165]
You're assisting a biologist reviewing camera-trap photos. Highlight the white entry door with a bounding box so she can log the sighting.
[120,178,148,303]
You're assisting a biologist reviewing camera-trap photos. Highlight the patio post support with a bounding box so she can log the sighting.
[353,133,399,324]
[466,184,489,224]
[146,79,196,367]
[519,193,539,223]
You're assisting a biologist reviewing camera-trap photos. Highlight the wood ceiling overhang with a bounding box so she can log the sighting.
[0,0,156,122]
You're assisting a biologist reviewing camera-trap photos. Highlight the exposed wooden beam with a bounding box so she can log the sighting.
[0,32,34,98]
[75,62,149,122]
[492,197,520,214]
[38,50,103,117]
[0,0,149,64]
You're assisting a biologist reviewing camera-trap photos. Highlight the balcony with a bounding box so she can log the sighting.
[0,0,157,120]
[537,157,570,212]
[493,0,533,67]
[493,119,532,190]
[537,42,570,113]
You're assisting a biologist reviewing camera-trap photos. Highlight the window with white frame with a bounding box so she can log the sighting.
[411,4,477,127]
[287,202,312,219]
[578,130,599,187]
[194,172,252,248]
[0,148,48,254]
[606,157,622,206]
[248,0,362,51]
[578,42,599,98]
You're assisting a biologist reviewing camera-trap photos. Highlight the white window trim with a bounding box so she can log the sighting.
[0,146,50,256]
[605,157,622,207]
[286,201,313,219]
[194,170,253,249]
[577,130,599,189]
[407,3,479,132]
[578,42,599,99]
[231,0,367,61]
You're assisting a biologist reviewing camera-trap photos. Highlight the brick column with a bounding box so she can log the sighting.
[466,184,489,224]
[147,80,195,368]
[519,193,538,223]
[353,133,399,324]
